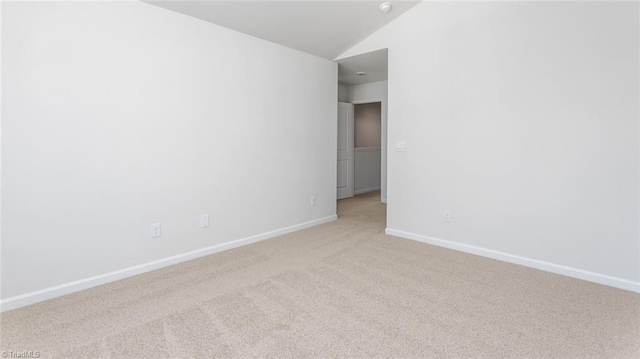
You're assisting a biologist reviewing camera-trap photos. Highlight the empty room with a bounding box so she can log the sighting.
[1,0,639,358]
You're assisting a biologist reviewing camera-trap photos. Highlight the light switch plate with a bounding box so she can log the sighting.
[201,214,209,228]
[396,140,406,152]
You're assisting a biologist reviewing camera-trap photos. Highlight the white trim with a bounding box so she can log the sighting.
[354,147,381,152]
[354,186,381,195]
[385,228,640,293]
[0,215,338,312]
[350,98,383,105]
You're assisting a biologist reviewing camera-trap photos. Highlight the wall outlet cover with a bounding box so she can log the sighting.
[444,210,452,223]
[201,214,209,228]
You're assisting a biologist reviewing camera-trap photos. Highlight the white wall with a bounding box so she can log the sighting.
[0,1,4,302]
[338,84,349,102]
[348,81,388,201]
[348,81,387,105]
[339,1,640,289]
[2,1,337,305]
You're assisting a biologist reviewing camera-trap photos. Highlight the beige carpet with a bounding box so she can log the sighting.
[1,191,639,358]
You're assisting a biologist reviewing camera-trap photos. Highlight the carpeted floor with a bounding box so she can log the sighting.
[1,191,639,358]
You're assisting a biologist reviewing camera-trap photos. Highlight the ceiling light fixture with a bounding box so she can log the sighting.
[379,2,392,14]
[357,71,367,76]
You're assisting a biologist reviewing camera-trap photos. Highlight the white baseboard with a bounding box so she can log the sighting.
[0,215,338,312]
[354,186,381,195]
[385,228,640,294]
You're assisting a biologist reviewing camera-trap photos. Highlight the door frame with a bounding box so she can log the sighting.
[337,102,355,200]
[350,98,387,203]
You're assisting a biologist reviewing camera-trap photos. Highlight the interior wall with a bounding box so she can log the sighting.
[338,1,640,288]
[2,1,337,302]
[348,81,387,104]
[338,84,349,102]
[354,103,381,148]
[0,0,4,303]
[354,103,382,194]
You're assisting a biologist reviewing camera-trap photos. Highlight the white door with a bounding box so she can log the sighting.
[337,102,354,200]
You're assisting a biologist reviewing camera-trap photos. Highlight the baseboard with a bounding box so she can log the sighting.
[0,215,338,312]
[354,186,381,195]
[385,228,640,294]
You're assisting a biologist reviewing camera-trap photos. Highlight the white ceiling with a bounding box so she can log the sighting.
[146,1,420,60]
[337,48,387,86]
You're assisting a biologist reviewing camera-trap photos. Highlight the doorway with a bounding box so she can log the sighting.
[353,102,382,195]
[335,48,388,211]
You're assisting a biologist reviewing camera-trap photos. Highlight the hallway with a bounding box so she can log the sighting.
[337,190,386,228]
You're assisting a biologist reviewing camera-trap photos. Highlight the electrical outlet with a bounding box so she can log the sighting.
[310,196,317,206]
[201,214,209,228]
[443,210,452,223]
[150,223,161,238]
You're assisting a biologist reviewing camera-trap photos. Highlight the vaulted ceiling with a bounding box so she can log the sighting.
[146,1,420,60]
